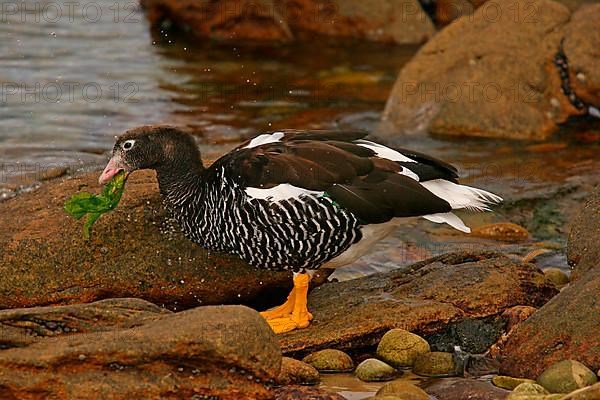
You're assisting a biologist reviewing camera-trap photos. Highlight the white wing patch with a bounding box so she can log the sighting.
[245,183,323,202]
[355,140,417,163]
[243,132,285,149]
[400,167,420,181]
[421,179,503,211]
[423,212,471,233]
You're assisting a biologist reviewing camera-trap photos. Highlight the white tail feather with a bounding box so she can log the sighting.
[421,179,502,212]
[423,212,471,233]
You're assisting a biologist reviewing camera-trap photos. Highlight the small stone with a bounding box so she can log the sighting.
[493,376,536,390]
[513,382,550,394]
[537,360,598,393]
[277,357,320,386]
[355,358,399,382]
[542,268,570,287]
[376,380,429,400]
[412,352,455,377]
[302,349,354,373]
[507,382,565,399]
[376,329,430,368]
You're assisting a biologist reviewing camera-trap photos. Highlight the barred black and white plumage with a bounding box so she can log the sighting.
[100,126,503,274]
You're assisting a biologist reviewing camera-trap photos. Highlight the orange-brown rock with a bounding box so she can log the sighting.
[140,0,436,44]
[279,251,557,357]
[274,385,347,400]
[0,170,295,311]
[0,298,170,349]
[500,188,600,378]
[382,0,598,140]
[471,222,529,242]
[0,304,281,400]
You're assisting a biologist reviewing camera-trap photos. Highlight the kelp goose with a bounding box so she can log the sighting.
[99,126,502,333]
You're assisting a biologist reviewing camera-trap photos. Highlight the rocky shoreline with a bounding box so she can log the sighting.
[1,178,599,398]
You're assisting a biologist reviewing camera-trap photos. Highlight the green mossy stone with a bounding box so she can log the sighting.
[301,349,354,373]
[376,329,430,368]
[493,376,537,390]
[537,360,598,394]
[543,268,570,287]
[376,380,429,400]
[412,351,456,377]
[355,358,399,382]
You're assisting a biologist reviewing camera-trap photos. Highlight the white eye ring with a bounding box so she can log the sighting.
[122,140,135,151]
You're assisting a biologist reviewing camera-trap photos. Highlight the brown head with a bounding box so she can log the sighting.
[99,125,203,184]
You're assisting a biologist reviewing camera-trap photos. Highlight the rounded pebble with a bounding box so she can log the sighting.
[543,268,570,287]
[537,360,598,393]
[301,349,354,373]
[376,380,429,400]
[492,376,537,390]
[412,352,455,377]
[355,358,399,382]
[376,329,430,368]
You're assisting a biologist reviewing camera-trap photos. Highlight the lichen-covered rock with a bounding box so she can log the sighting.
[513,383,551,394]
[280,251,557,356]
[355,358,399,382]
[0,305,281,400]
[277,357,320,386]
[536,360,598,393]
[376,380,429,400]
[381,0,599,140]
[140,0,435,44]
[412,352,455,377]
[376,329,430,368]
[302,349,354,373]
[492,376,537,391]
[0,171,295,311]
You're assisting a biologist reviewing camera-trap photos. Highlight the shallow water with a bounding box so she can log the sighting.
[2,1,599,272]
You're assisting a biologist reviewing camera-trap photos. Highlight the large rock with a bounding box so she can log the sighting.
[500,189,600,378]
[381,0,598,140]
[567,187,600,280]
[0,171,295,310]
[279,251,557,356]
[0,304,281,400]
[140,0,435,44]
[0,298,170,349]
[563,4,600,114]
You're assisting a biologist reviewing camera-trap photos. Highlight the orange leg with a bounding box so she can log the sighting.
[262,273,313,334]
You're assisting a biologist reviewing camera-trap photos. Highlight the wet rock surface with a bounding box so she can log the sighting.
[426,316,506,354]
[279,251,557,356]
[0,171,295,311]
[501,189,600,378]
[140,0,435,44]
[381,0,599,139]
[423,378,510,400]
[0,304,281,400]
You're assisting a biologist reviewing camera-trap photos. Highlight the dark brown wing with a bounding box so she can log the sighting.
[213,130,453,224]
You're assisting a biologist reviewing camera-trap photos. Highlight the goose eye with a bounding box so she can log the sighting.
[122,140,135,151]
